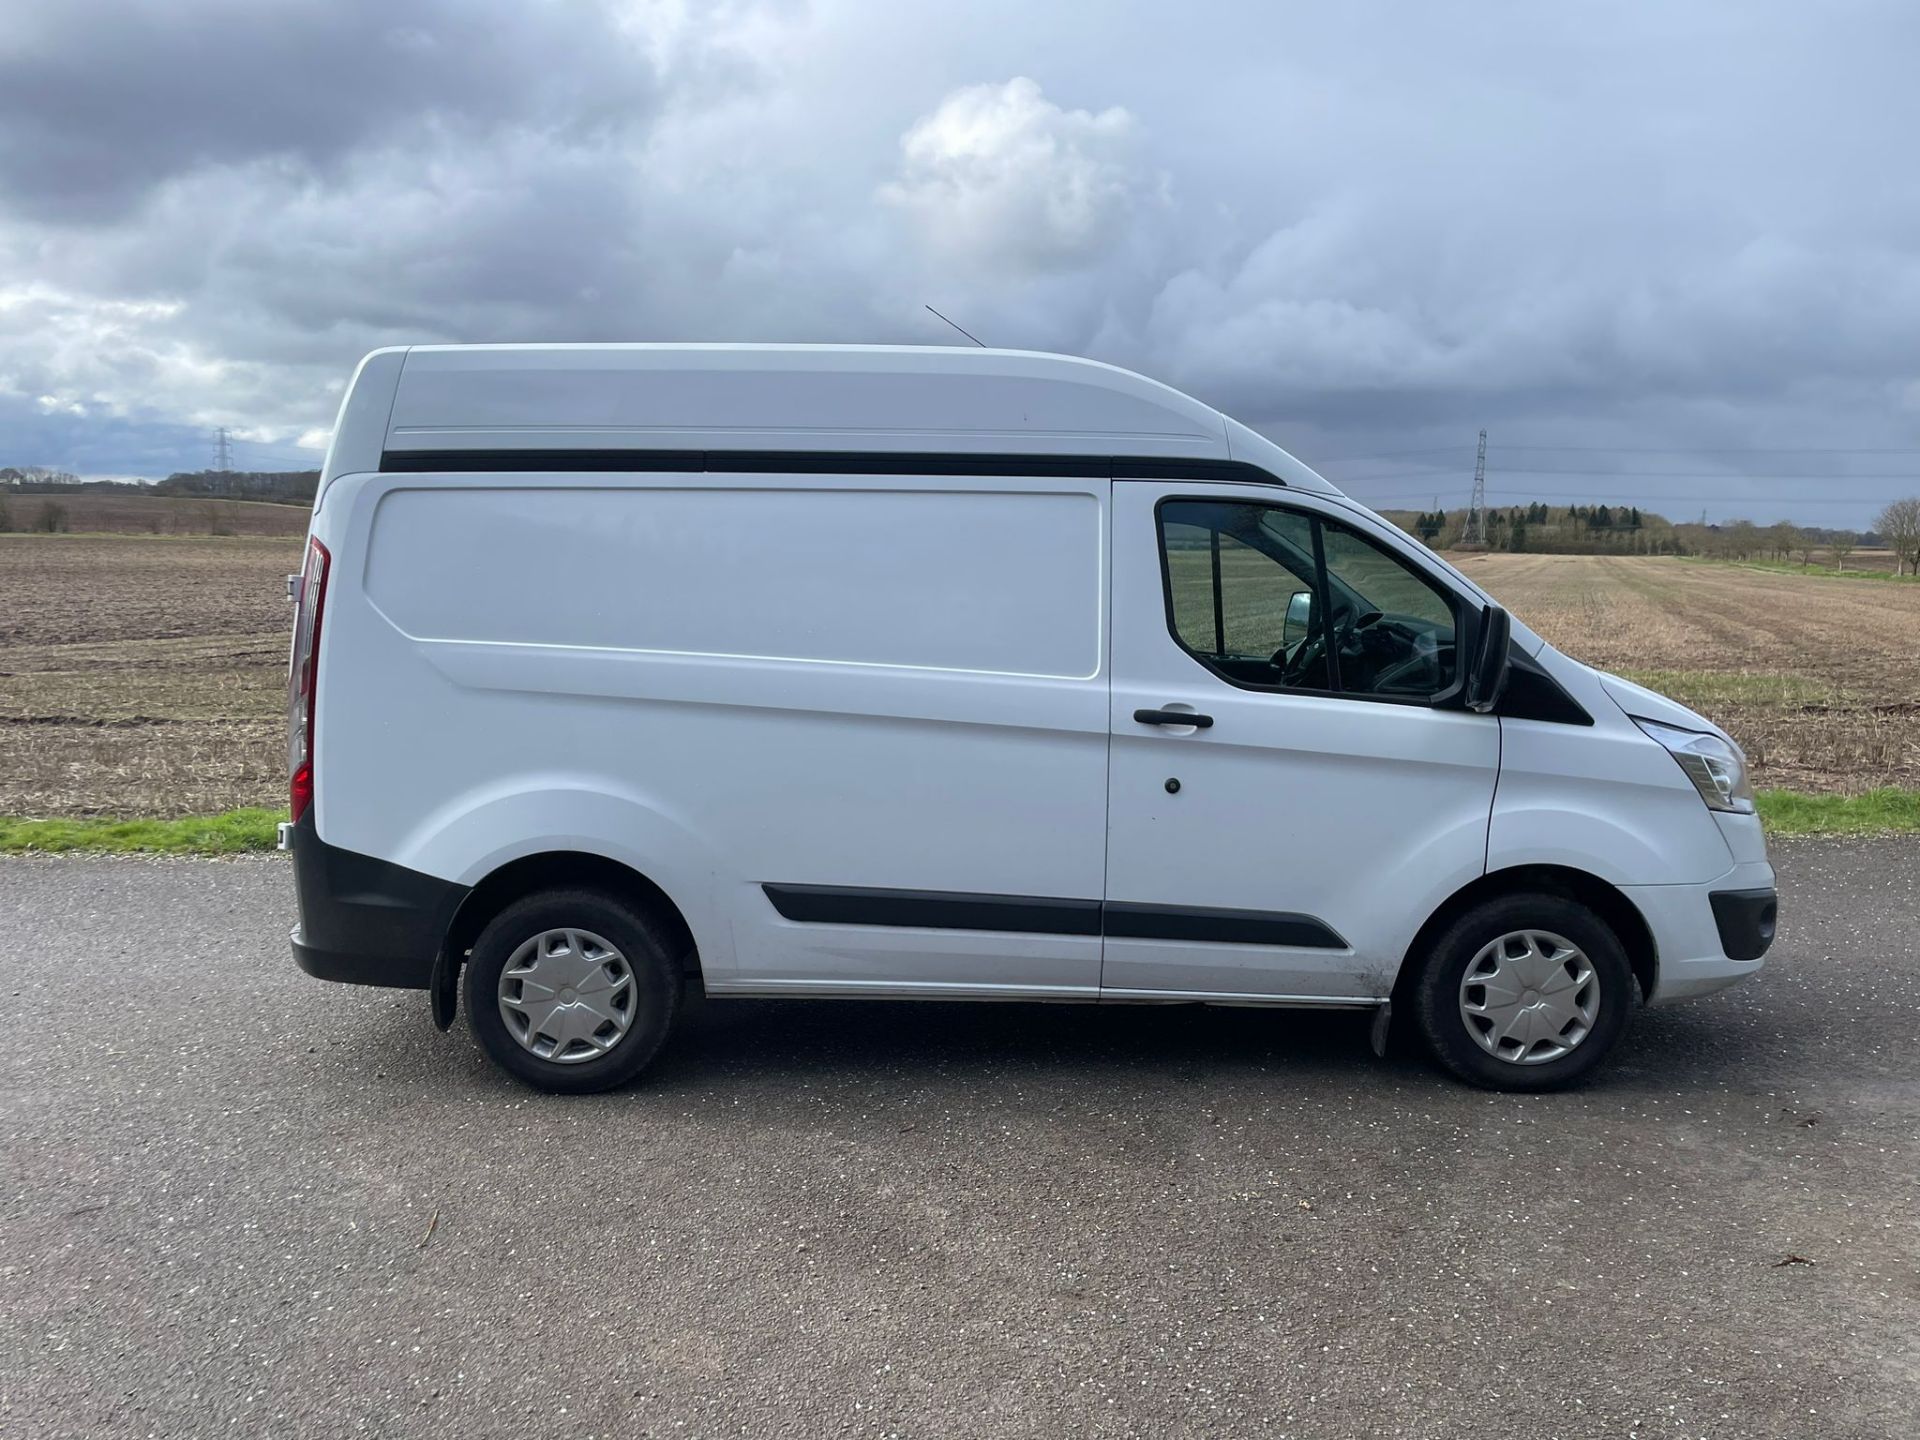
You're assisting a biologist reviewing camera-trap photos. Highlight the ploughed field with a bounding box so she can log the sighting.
[0,535,301,816]
[0,538,1913,817]
[1458,553,1920,794]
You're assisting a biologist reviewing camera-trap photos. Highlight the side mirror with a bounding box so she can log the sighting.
[1466,604,1511,713]
[1282,589,1313,647]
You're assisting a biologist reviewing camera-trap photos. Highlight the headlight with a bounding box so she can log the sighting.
[1633,717,1755,813]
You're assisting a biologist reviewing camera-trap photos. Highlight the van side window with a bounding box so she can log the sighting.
[1157,500,1459,701]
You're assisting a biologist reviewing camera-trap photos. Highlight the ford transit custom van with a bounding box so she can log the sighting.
[285,345,1776,1093]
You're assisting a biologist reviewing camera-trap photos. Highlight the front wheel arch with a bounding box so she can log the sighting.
[1393,864,1657,1010]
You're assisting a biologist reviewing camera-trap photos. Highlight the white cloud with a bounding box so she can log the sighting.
[0,282,238,422]
[882,77,1155,274]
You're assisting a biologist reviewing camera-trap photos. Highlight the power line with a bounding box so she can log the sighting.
[1332,464,1920,485]
[1329,463,1920,481]
[1484,443,1920,455]
[1317,444,1920,469]
[1483,467,1920,479]
[1323,430,1919,519]
[235,453,320,468]
[1329,468,1478,482]
[1352,476,1917,497]
[1352,485,1901,505]
[1312,446,1475,464]
[211,437,323,470]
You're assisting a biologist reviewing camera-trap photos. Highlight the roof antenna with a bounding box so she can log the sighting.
[924,304,987,347]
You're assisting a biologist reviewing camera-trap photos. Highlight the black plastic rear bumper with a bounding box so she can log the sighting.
[1709,887,1778,963]
[288,812,468,990]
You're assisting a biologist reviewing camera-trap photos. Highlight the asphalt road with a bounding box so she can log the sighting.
[2,841,1917,1439]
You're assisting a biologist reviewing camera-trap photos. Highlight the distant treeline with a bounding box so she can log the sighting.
[1,466,319,505]
[152,469,319,504]
[1384,502,1882,560]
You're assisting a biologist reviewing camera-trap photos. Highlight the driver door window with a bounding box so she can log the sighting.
[1161,505,1329,691]
[1158,499,1460,702]
[1318,523,1459,698]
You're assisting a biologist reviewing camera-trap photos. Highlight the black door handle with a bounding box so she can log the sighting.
[1134,708,1214,729]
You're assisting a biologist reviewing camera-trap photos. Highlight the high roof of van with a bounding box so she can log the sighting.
[320,344,1340,496]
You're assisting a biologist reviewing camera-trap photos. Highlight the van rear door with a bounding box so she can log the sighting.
[1102,480,1498,1001]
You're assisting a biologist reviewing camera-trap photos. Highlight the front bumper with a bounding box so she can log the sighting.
[1622,859,1777,1005]
[287,811,467,991]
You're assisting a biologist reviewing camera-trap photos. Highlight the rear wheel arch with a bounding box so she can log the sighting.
[1395,864,1657,1006]
[443,851,700,982]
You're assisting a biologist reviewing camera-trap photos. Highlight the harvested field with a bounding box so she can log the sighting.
[2,490,309,536]
[0,534,301,816]
[1457,553,1920,792]
[1,538,1914,817]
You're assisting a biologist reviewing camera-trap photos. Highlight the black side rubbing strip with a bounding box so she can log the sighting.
[762,885,1347,949]
[379,449,1286,486]
[763,884,1102,936]
[380,448,705,473]
[1103,902,1347,950]
[712,452,1115,477]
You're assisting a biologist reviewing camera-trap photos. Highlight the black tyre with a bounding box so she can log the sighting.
[463,888,682,1094]
[1411,893,1635,1091]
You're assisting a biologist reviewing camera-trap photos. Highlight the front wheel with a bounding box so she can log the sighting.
[1411,893,1635,1091]
[463,888,682,1094]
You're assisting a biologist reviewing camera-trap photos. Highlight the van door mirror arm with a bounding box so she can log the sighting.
[1465,603,1512,714]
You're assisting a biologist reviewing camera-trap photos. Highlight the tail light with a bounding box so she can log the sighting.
[287,537,330,823]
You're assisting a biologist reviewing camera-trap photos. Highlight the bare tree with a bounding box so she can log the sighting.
[1877,498,1920,576]
[1794,529,1818,567]
[1829,531,1856,571]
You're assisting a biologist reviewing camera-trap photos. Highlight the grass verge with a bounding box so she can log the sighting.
[1705,558,1917,583]
[0,807,284,854]
[1754,788,1920,837]
[2,792,1916,854]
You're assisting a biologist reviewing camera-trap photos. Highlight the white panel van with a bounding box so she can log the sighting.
[285,345,1776,1093]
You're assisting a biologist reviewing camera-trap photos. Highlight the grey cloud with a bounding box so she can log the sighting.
[3,0,1920,525]
[0,0,659,221]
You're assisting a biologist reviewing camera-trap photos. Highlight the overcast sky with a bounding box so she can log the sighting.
[3,0,1917,524]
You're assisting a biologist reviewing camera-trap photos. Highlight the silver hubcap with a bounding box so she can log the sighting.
[498,928,635,1064]
[1459,929,1600,1065]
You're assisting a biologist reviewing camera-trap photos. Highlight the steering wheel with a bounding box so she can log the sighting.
[1272,608,1383,685]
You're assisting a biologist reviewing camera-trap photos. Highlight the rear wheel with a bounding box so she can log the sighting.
[1411,893,1634,1091]
[463,888,681,1093]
